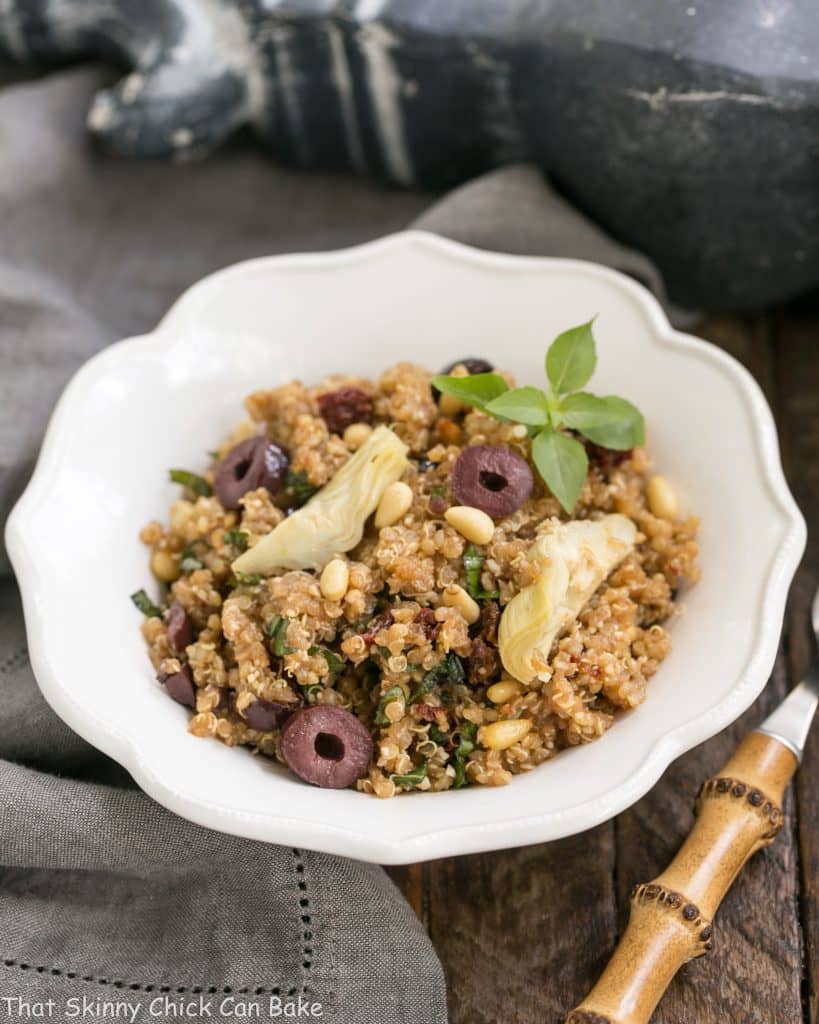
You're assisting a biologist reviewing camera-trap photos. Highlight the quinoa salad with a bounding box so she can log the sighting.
[133,321,699,797]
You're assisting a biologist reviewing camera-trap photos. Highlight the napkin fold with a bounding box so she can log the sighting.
[0,62,678,1024]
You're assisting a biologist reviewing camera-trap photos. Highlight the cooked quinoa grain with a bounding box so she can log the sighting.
[136,362,699,796]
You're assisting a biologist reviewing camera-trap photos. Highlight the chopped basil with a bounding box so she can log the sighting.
[265,615,295,656]
[428,725,448,746]
[410,653,465,702]
[130,588,162,618]
[453,722,478,789]
[302,682,324,703]
[207,449,221,461]
[463,545,499,600]
[179,543,205,572]
[308,645,345,674]
[229,571,263,588]
[391,762,428,788]
[223,529,249,551]
[374,684,405,726]
[284,469,319,505]
[169,468,212,497]
[430,485,447,498]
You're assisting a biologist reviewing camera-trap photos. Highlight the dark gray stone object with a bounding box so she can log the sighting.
[1,0,817,309]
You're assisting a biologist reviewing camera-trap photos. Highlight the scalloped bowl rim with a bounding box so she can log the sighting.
[4,231,806,863]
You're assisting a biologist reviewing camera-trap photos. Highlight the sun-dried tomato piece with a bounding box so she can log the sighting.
[317,387,373,435]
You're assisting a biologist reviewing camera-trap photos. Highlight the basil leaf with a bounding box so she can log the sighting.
[391,762,428,788]
[463,545,499,600]
[430,372,509,411]
[169,468,212,496]
[375,684,406,725]
[429,725,448,745]
[230,571,263,588]
[484,386,550,426]
[308,645,345,674]
[179,543,204,572]
[532,427,589,513]
[284,470,319,505]
[302,682,324,703]
[265,614,295,655]
[410,653,465,702]
[453,722,477,788]
[223,529,249,551]
[545,319,597,395]
[560,392,645,450]
[130,588,162,618]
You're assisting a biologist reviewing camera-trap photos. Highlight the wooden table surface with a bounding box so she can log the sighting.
[386,307,819,1024]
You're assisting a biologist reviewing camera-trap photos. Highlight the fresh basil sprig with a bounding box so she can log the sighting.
[431,319,644,513]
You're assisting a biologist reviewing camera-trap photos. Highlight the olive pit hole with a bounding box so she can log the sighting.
[314,732,344,761]
[479,470,507,492]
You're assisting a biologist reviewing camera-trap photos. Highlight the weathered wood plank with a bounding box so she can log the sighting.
[427,826,618,1024]
[775,305,819,1024]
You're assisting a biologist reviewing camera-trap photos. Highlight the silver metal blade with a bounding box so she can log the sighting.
[756,587,819,762]
[813,586,819,644]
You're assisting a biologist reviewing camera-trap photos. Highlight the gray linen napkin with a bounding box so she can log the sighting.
[0,62,678,1024]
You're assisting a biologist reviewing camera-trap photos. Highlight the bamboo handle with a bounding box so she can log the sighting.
[565,731,797,1024]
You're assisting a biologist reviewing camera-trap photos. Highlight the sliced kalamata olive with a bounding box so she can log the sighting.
[244,698,294,732]
[158,664,196,708]
[165,602,194,655]
[440,357,494,376]
[432,358,496,400]
[317,387,373,435]
[280,706,373,789]
[451,445,534,518]
[214,437,289,509]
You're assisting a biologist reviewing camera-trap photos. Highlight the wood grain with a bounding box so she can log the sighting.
[775,306,819,1024]
[426,826,618,1024]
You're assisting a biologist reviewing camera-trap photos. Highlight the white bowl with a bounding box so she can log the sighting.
[5,232,805,864]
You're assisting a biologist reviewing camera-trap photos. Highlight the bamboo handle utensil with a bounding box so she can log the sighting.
[566,589,819,1024]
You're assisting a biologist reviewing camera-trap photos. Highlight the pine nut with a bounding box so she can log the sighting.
[480,718,532,750]
[150,549,180,583]
[439,392,464,417]
[445,505,495,545]
[375,481,413,528]
[320,558,349,602]
[486,679,523,704]
[647,474,678,520]
[443,583,481,625]
[343,422,373,450]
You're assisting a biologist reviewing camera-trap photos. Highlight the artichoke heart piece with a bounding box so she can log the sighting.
[498,514,637,684]
[232,425,409,574]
